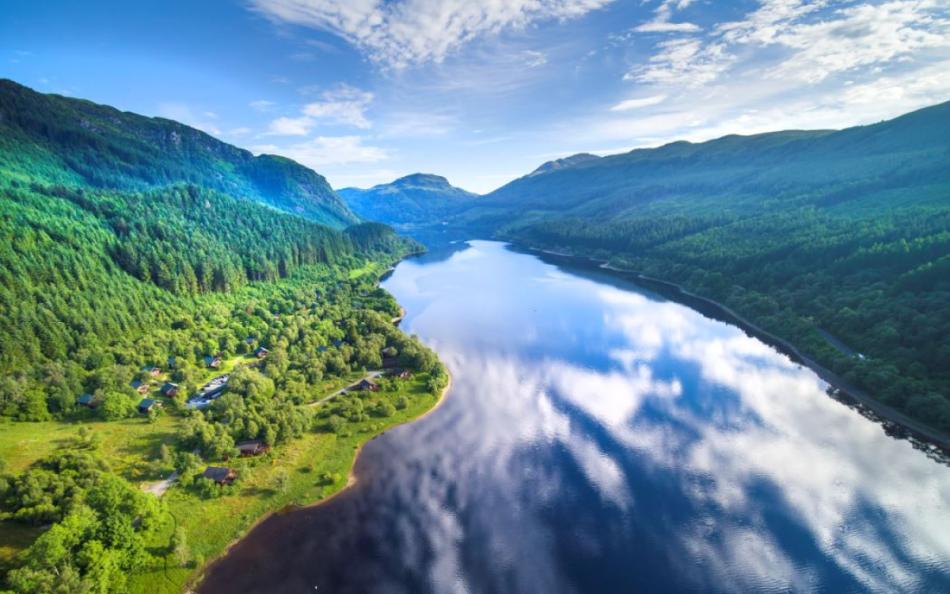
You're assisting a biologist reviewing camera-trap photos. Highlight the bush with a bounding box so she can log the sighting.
[372,401,396,418]
[99,391,136,420]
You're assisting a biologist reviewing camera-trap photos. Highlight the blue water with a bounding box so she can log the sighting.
[201,240,950,594]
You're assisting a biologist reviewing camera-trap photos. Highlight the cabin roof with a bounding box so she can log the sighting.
[236,440,268,453]
[202,466,233,482]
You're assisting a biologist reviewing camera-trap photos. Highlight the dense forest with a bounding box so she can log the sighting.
[0,180,416,418]
[0,80,443,593]
[452,101,950,434]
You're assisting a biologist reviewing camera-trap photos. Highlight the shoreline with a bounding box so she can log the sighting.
[291,369,452,514]
[187,253,452,593]
[325,370,450,502]
[191,371,453,592]
[392,305,407,325]
[518,243,950,457]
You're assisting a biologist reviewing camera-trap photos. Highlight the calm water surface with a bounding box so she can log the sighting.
[201,240,950,594]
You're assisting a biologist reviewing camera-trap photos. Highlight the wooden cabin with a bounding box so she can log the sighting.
[160,382,179,397]
[355,378,380,392]
[236,440,270,457]
[254,346,270,359]
[202,466,237,486]
[137,398,162,414]
[204,354,222,369]
[130,379,151,395]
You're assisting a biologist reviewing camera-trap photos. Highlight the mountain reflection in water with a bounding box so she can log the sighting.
[200,240,950,594]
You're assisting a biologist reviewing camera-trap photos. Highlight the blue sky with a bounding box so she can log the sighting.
[2,0,949,193]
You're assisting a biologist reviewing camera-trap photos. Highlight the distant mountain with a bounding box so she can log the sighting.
[0,79,358,228]
[454,101,950,436]
[458,102,950,228]
[338,173,478,226]
[527,153,600,177]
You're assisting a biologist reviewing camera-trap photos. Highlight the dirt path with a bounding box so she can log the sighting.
[306,370,383,408]
[142,471,178,497]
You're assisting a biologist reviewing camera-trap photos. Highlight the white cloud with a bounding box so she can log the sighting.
[610,94,667,111]
[628,37,733,87]
[578,54,950,153]
[634,0,700,34]
[253,135,389,168]
[380,111,458,138]
[266,115,314,136]
[630,0,950,88]
[249,99,276,111]
[764,1,950,83]
[634,21,701,33]
[553,0,950,157]
[522,50,548,68]
[264,84,374,136]
[716,0,828,45]
[302,84,374,128]
[251,0,615,68]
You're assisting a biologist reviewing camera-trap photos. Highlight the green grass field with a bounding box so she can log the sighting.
[0,371,442,594]
[0,415,178,476]
[129,376,439,594]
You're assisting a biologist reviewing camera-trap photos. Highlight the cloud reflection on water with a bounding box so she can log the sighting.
[396,241,950,593]
[201,240,950,594]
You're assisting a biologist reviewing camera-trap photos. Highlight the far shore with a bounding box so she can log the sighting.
[518,242,950,456]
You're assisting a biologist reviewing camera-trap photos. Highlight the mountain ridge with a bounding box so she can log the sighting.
[527,153,601,177]
[338,172,478,226]
[0,79,358,228]
[467,100,950,220]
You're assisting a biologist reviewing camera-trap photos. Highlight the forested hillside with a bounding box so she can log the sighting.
[0,81,445,594]
[0,180,413,408]
[0,79,357,227]
[461,101,950,434]
[338,173,478,227]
